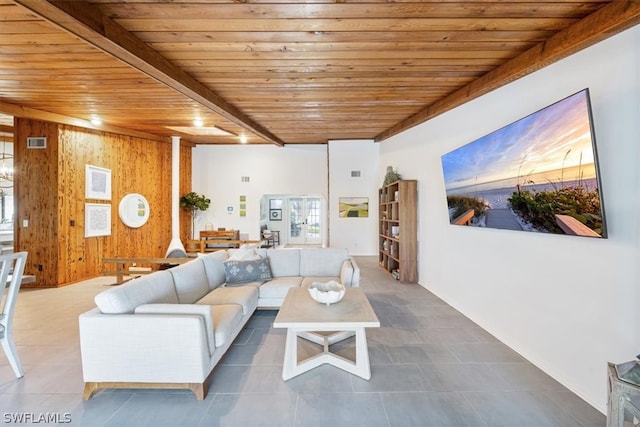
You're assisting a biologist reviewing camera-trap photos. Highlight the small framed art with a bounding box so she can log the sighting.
[270,209,282,221]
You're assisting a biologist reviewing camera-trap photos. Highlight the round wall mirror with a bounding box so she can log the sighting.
[118,193,150,228]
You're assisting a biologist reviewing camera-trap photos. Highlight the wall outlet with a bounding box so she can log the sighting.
[22,219,29,228]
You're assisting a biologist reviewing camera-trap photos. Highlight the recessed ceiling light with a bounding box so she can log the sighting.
[239,135,248,144]
[193,118,204,127]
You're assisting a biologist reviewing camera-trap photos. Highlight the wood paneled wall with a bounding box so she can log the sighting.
[15,118,192,287]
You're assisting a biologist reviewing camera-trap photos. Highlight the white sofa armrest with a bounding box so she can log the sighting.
[340,257,360,287]
[135,303,215,353]
[79,308,211,383]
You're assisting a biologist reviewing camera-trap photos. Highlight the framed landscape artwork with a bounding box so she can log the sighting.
[339,197,369,218]
[441,89,607,238]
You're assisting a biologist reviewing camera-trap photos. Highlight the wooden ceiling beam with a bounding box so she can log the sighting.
[376,1,640,142]
[12,0,285,147]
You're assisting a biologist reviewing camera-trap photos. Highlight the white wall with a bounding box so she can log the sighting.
[379,25,640,412]
[328,140,379,255]
[191,144,328,240]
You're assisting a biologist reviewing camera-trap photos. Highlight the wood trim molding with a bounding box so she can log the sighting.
[13,0,285,147]
[0,124,14,134]
[375,1,640,142]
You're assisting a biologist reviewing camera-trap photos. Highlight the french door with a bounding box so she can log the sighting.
[288,197,322,245]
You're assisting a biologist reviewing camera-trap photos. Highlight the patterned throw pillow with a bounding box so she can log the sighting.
[224,257,272,284]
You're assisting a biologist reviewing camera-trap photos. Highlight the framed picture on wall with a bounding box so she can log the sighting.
[339,197,369,218]
[270,199,283,209]
[85,165,112,200]
[85,203,111,237]
[270,209,282,221]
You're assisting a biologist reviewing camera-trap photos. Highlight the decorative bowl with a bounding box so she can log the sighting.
[308,281,346,306]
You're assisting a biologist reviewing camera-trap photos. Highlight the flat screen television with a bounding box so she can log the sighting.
[441,88,607,238]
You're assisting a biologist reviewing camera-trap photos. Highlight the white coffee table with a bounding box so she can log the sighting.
[273,287,380,380]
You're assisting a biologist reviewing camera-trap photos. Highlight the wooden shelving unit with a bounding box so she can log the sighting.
[378,179,417,283]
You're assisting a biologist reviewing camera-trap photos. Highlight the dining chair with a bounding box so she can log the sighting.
[0,251,28,378]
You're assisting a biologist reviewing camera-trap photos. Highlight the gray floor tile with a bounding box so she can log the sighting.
[447,342,526,363]
[209,365,289,394]
[385,313,422,329]
[417,326,498,344]
[351,364,429,392]
[417,313,481,329]
[419,362,511,392]
[544,390,606,427]
[294,393,389,427]
[386,343,458,363]
[367,326,423,346]
[200,392,297,427]
[487,362,569,391]
[382,391,487,426]
[463,390,586,427]
[103,393,212,427]
[282,364,354,394]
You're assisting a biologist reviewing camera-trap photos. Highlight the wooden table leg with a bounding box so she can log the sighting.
[116,262,125,284]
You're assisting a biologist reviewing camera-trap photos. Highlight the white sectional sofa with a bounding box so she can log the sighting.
[79,247,359,400]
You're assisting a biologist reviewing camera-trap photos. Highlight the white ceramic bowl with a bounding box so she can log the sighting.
[308,281,346,306]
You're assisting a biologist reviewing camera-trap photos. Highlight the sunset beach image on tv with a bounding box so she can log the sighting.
[441,89,607,238]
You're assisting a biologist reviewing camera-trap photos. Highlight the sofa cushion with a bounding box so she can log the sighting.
[300,248,349,277]
[211,304,243,348]
[169,259,210,303]
[197,250,228,291]
[197,286,258,316]
[224,258,272,284]
[258,276,303,300]
[340,259,358,287]
[266,248,300,277]
[94,270,178,314]
[227,245,262,261]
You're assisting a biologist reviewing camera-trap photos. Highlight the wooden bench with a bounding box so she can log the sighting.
[451,209,475,226]
[102,257,192,285]
[555,214,602,238]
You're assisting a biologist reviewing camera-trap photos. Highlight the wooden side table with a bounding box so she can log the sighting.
[200,229,240,251]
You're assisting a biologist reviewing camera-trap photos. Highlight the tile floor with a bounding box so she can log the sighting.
[1,256,605,426]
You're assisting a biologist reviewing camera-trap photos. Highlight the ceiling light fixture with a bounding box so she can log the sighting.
[239,135,248,144]
[90,116,102,126]
[193,118,204,128]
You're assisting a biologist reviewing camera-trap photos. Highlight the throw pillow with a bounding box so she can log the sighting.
[224,257,272,284]
[227,245,261,261]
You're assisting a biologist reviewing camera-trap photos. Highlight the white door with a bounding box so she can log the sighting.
[288,197,322,245]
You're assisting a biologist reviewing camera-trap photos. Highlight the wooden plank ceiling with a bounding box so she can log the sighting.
[1,1,639,146]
